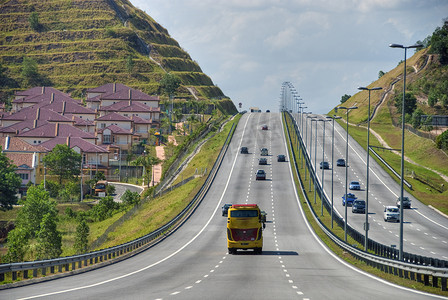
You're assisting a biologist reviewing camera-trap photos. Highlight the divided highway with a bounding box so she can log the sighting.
[1,113,442,299]
[295,112,448,260]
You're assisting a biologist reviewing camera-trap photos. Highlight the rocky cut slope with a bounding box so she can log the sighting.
[0,0,232,108]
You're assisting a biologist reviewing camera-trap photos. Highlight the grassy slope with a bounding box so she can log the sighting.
[0,0,232,106]
[329,49,448,214]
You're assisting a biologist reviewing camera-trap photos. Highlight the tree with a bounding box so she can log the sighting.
[28,12,40,31]
[411,108,424,129]
[378,70,385,79]
[16,185,58,238]
[125,55,135,74]
[74,218,89,254]
[0,148,21,211]
[428,88,438,107]
[43,144,81,184]
[160,73,181,97]
[131,148,161,187]
[21,56,39,86]
[340,94,351,104]
[436,130,448,150]
[394,92,417,115]
[121,190,140,206]
[5,227,29,262]
[36,212,62,259]
[430,19,448,64]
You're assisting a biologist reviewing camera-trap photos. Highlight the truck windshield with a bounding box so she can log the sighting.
[230,210,258,218]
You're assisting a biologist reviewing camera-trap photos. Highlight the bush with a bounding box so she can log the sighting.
[89,196,119,221]
[436,130,448,150]
[121,190,140,206]
[45,180,61,198]
[106,184,116,196]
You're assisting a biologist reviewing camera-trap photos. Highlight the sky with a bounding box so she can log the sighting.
[130,0,448,114]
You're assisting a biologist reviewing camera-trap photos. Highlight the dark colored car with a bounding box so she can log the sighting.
[259,158,268,165]
[336,158,346,167]
[277,154,286,162]
[342,193,357,206]
[352,200,366,214]
[320,161,330,169]
[349,181,361,190]
[261,124,268,130]
[266,110,270,113]
[222,204,232,216]
[397,196,411,209]
[240,146,249,154]
[256,169,266,180]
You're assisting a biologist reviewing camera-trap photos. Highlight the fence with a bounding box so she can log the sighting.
[0,123,236,288]
[284,112,447,291]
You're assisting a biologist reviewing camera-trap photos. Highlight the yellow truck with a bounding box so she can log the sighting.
[227,204,263,254]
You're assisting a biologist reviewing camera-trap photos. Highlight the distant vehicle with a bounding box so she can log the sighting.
[222,204,232,216]
[256,169,266,180]
[396,196,411,209]
[342,193,357,206]
[336,158,346,166]
[349,181,361,190]
[352,200,366,214]
[240,146,249,154]
[320,161,330,169]
[260,148,268,156]
[261,124,268,130]
[227,204,263,254]
[266,110,270,113]
[384,206,400,222]
[95,180,108,195]
[259,158,268,165]
[277,154,286,162]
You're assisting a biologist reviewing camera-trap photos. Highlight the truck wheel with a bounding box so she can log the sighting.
[228,248,235,255]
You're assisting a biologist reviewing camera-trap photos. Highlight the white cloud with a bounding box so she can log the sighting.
[132,0,448,113]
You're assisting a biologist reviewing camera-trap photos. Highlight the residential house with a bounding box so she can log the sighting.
[0,136,45,193]
[16,123,97,145]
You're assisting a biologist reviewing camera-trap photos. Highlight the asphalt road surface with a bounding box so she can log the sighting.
[1,113,443,299]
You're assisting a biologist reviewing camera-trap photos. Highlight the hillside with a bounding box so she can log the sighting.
[0,0,236,113]
[329,48,448,212]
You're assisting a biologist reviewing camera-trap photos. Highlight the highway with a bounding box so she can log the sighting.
[293,112,448,260]
[1,112,443,299]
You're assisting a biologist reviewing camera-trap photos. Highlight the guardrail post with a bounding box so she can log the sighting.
[65,263,69,271]
[41,267,46,276]
[78,260,82,268]
[58,264,62,273]
[33,268,38,278]
[0,272,4,281]
[84,259,88,267]
[50,266,54,274]
[442,277,447,291]
[432,276,439,288]
[424,274,430,286]
[12,271,17,281]
[24,269,28,279]
[72,262,76,271]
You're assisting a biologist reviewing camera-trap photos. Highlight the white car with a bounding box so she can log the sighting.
[383,206,400,222]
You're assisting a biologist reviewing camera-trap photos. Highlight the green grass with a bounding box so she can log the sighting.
[283,114,448,297]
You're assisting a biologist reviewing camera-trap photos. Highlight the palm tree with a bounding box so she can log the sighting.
[131,148,161,187]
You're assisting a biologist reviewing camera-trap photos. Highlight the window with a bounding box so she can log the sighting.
[101,123,106,129]
[19,173,29,180]
[103,134,111,144]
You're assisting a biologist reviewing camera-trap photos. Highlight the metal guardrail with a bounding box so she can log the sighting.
[284,112,448,291]
[0,122,236,287]
[369,147,412,189]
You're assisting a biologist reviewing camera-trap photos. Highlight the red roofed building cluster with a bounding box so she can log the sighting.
[0,83,161,193]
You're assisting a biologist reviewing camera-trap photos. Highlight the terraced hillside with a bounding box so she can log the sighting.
[0,0,234,111]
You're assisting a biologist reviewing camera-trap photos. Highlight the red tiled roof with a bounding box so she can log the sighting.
[66,115,95,126]
[13,90,75,104]
[39,137,108,153]
[16,123,96,139]
[98,124,133,135]
[3,106,73,122]
[86,83,129,94]
[0,136,45,152]
[14,86,69,98]
[99,100,159,113]
[0,120,48,134]
[41,101,96,115]
[101,88,159,101]
[131,115,152,124]
[96,112,132,122]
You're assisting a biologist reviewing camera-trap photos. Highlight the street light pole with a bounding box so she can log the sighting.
[312,119,318,204]
[358,86,382,251]
[389,43,422,260]
[318,119,330,216]
[326,115,341,228]
[308,116,316,192]
[337,105,358,241]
